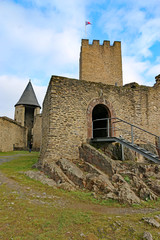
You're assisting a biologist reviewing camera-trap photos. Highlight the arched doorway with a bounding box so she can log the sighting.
[92,104,110,138]
[87,98,115,140]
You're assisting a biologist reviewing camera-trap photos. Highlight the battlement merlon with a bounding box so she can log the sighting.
[81,39,121,48]
[80,39,123,86]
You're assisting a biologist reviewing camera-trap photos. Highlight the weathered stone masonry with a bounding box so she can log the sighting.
[80,39,123,86]
[32,114,42,151]
[0,117,27,152]
[0,81,42,152]
[39,75,160,165]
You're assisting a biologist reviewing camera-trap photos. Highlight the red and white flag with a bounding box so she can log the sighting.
[85,21,91,25]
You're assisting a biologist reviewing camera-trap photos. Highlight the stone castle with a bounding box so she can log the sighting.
[0,81,42,152]
[1,39,160,204]
[0,39,160,158]
[38,40,160,166]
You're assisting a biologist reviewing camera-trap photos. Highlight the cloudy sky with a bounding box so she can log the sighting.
[0,0,160,118]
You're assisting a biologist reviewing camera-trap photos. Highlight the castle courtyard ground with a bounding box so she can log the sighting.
[1,152,160,239]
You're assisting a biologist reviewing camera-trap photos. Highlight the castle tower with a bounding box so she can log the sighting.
[79,39,123,86]
[14,81,41,146]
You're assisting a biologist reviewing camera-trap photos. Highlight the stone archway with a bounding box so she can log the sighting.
[87,98,116,139]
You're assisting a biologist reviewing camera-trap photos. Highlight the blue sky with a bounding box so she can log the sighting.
[0,0,160,117]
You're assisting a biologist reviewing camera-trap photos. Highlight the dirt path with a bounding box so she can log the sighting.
[0,154,29,164]
[0,154,159,216]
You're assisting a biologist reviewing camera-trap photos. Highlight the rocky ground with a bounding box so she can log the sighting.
[1,153,160,239]
[37,143,160,206]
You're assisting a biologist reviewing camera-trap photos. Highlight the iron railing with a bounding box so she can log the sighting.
[92,117,160,154]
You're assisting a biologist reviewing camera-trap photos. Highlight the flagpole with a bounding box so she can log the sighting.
[85,21,91,39]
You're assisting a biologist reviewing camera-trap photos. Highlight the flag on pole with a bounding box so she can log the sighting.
[85,21,91,38]
[85,21,91,25]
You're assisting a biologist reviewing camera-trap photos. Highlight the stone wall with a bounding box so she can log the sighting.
[0,117,27,152]
[39,82,52,165]
[39,75,160,165]
[79,39,123,86]
[14,105,25,126]
[32,114,42,151]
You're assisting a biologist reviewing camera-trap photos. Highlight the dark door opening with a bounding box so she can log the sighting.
[25,106,34,148]
[92,104,110,138]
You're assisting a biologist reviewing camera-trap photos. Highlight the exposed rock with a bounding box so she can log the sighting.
[80,232,86,237]
[142,217,160,228]
[83,161,107,175]
[143,231,153,240]
[37,144,160,204]
[24,170,57,188]
[112,173,126,184]
[138,165,146,174]
[57,158,85,188]
[131,175,157,201]
[118,183,141,204]
[154,165,160,174]
[139,187,157,201]
[85,173,114,193]
[112,169,158,201]
[43,160,76,188]
[79,143,116,177]
[91,142,136,161]
[105,192,118,200]
[155,215,160,220]
[58,182,75,191]
[112,174,141,204]
[147,179,160,195]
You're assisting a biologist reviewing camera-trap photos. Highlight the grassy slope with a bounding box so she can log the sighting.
[0,152,160,239]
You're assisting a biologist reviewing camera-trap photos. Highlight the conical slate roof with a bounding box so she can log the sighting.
[15,81,41,108]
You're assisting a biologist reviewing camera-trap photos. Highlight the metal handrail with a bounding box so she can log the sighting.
[113,117,159,138]
[93,117,159,138]
[92,117,160,151]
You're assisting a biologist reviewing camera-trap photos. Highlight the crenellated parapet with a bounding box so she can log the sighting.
[80,39,123,86]
[81,39,121,48]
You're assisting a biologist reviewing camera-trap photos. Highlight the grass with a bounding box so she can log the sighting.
[0,151,38,172]
[0,150,29,156]
[0,184,91,240]
[122,174,131,184]
[0,151,122,207]
[1,151,160,239]
[63,190,122,207]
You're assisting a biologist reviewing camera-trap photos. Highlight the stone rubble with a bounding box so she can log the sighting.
[142,217,160,228]
[143,231,153,240]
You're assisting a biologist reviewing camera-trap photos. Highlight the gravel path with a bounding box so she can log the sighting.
[0,154,28,164]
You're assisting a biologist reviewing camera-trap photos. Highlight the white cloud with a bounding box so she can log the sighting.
[0,0,160,118]
[0,75,46,118]
[99,0,160,84]
[32,84,47,110]
[0,0,85,78]
[146,64,160,78]
[122,56,150,85]
[0,0,88,117]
